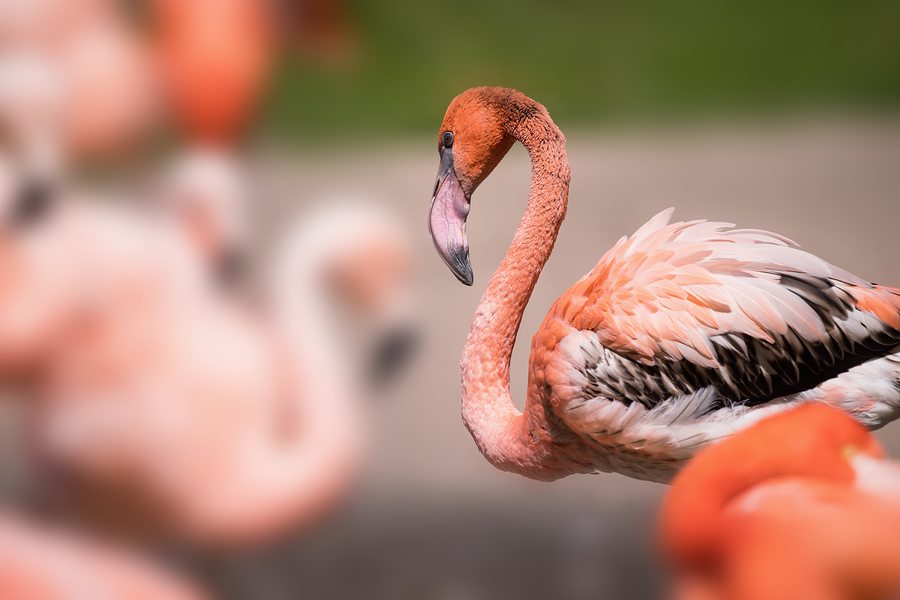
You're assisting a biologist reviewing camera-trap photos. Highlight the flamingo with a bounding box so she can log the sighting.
[0,0,160,161]
[153,0,275,146]
[154,148,251,286]
[427,87,900,483]
[0,72,415,568]
[152,0,276,285]
[53,1,159,159]
[661,403,900,600]
[0,512,205,600]
[27,202,415,547]
[0,49,253,374]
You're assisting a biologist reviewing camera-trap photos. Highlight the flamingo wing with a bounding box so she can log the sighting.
[534,209,900,481]
[547,208,900,412]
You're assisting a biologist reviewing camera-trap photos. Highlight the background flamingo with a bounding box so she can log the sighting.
[0,512,205,600]
[152,0,277,290]
[0,53,222,377]
[26,202,415,546]
[154,148,252,286]
[427,86,900,483]
[0,0,160,161]
[153,0,275,146]
[661,403,900,600]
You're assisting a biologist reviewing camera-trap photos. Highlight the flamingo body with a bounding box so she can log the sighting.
[538,210,900,481]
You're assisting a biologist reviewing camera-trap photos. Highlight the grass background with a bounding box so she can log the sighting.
[265,0,900,140]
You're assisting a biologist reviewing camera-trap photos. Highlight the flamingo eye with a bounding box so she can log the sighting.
[441,131,454,149]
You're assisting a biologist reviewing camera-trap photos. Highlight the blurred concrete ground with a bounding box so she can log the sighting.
[5,117,900,599]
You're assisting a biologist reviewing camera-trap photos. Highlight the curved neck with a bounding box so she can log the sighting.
[223,236,363,534]
[269,231,363,455]
[461,105,570,477]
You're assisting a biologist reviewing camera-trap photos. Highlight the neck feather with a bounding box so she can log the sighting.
[460,101,570,478]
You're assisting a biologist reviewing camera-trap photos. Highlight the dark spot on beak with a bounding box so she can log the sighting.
[449,246,473,286]
[368,326,418,388]
[214,246,245,287]
[12,178,54,227]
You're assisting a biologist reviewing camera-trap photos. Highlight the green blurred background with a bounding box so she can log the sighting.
[267,0,900,140]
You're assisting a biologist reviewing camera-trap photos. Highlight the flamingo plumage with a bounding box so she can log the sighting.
[27,202,414,547]
[661,403,900,600]
[155,148,252,285]
[0,512,205,600]
[153,0,275,145]
[428,87,900,483]
[0,0,160,160]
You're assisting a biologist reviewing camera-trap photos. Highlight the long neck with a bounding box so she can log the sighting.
[461,106,570,478]
[235,233,363,529]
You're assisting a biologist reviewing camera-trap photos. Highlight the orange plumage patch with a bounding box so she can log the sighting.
[852,285,900,329]
[661,404,883,565]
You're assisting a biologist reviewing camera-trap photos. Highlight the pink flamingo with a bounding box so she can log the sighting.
[0,512,205,600]
[0,53,248,375]
[152,0,274,283]
[53,1,159,159]
[154,148,251,285]
[428,87,900,483]
[153,0,275,146]
[0,0,160,160]
[0,53,84,375]
[28,203,415,547]
[661,404,900,600]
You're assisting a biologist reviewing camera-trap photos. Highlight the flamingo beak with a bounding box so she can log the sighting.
[11,177,55,227]
[429,149,473,286]
[368,324,419,387]
[213,245,246,287]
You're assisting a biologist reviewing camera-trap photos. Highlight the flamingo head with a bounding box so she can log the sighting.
[429,87,530,285]
[325,209,418,386]
[157,150,249,285]
[285,201,419,387]
[0,53,64,229]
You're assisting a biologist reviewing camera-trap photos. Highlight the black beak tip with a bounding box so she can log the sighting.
[12,178,55,226]
[449,247,474,286]
[457,269,474,286]
[369,327,419,387]
[214,246,245,287]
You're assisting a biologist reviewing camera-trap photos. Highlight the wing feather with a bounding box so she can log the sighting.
[550,209,900,409]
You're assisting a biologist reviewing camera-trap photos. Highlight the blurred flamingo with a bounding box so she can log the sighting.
[27,202,415,547]
[661,403,900,600]
[0,56,217,378]
[152,0,276,286]
[154,148,252,286]
[427,87,900,483]
[0,49,254,375]
[153,0,275,146]
[0,0,160,160]
[0,52,82,375]
[53,1,159,159]
[0,512,206,599]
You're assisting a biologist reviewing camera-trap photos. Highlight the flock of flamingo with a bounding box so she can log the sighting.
[0,0,418,598]
[0,1,898,598]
